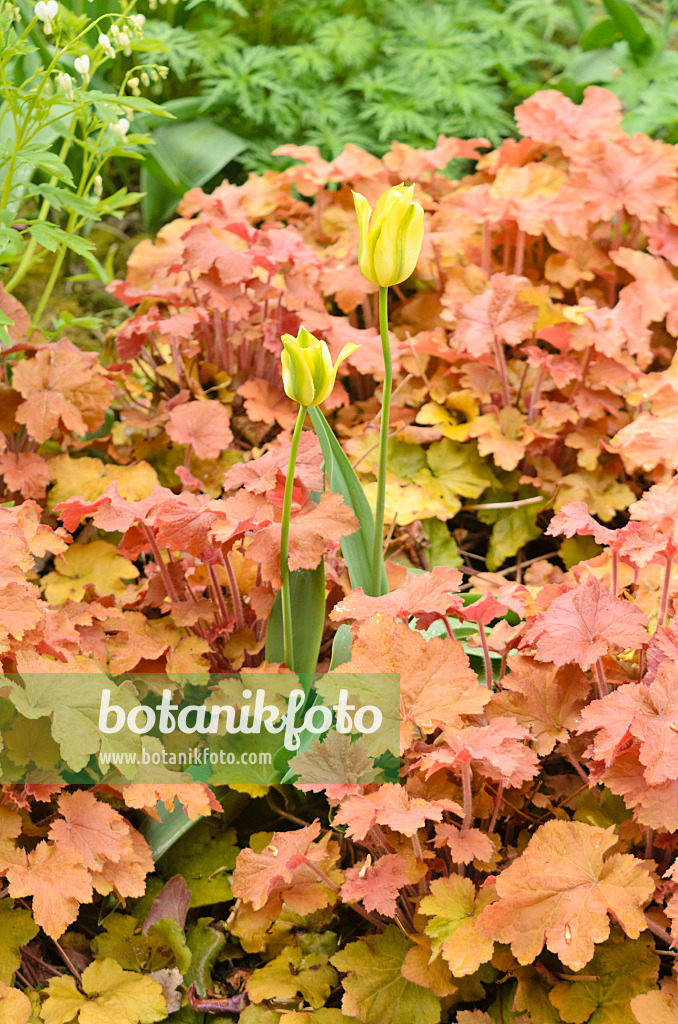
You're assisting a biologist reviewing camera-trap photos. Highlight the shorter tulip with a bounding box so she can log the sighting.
[352,183,424,288]
[281,327,358,407]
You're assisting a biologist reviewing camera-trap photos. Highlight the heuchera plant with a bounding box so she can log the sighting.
[1,86,678,1024]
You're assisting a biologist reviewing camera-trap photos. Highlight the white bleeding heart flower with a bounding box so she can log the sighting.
[35,0,58,33]
[98,33,115,59]
[110,117,130,139]
[74,55,90,83]
[55,71,73,101]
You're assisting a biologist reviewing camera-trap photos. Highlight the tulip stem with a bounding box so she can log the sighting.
[372,285,391,596]
[281,404,307,669]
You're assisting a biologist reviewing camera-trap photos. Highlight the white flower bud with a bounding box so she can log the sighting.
[110,117,130,139]
[158,65,169,79]
[74,54,90,84]
[93,174,103,196]
[55,70,73,100]
[110,24,120,39]
[98,33,115,59]
[127,76,140,96]
[118,30,131,55]
[140,71,150,86]
[129,13,145,32]
[35,0,58,33]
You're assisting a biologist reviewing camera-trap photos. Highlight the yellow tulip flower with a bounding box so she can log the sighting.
[281,326,358,407]
[352,183,424,288]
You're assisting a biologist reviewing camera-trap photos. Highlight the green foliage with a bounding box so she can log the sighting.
[142,0,576,173]
[557,0,678,141]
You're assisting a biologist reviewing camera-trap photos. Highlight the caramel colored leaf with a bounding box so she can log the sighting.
[0,841,93,940]
[476,821,654,970]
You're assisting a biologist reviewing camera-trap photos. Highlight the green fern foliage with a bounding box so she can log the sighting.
[147,0,576,173]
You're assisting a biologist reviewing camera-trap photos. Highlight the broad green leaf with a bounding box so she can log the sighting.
[601,0,653,57]
[308,406,387,596]
[420,876,495,977]
[265,563,326,679]
[331,926,441,1024]
[91,913,190,975]
[330,622,353,669]
[427,439,497,503]
[473,483,546,570]
[158,817,238,907]
[421,518,462,569]
[550,932,659,1024]
[138,783,248,863]
[41,958,167,1024]
[247,946,337,1010]
[0,900,38,984]
[184,919,227,997]
[141,118,246,229]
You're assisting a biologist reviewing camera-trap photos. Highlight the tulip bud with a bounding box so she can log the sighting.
[352,183,424,288]
[281,327,358,407]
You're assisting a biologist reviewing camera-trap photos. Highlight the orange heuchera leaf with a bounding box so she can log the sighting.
[0,841,93,939]
[232,821,322,910]
[515,85,623,155]
[333,783,461,842]
[91,825,154,899]
[454,274,538,357]
[237,378,298,431]
[48,791,133,870]
[341,854,411,917]
[578,661,678,785]
[487,655,590,755]
[631,980,678,1024]
[433,826,495,864]
[522,573,647,670]
[348,613,488,748]
[247,491,359,586]
[596,749,678,832]
[0,582,44,641]
[476,820,654,970]
[331,566,463,628]
[611,409,678,474]
[115,783,222,820]
[629,474,678,537]
[223,431,324,495]
[569,136,677,223]
[55,481,173,535]
[546,501,617,546]
[11,338,116,443]
[165,400,233,460]
[0,452,51,499]
[418,718,539,788]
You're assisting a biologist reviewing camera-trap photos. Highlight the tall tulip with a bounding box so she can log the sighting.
[279,327,358,667]
[353,184,424,593]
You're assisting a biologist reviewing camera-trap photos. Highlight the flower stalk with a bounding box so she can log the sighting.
[280,404,307,669]
[373,285,391,594]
